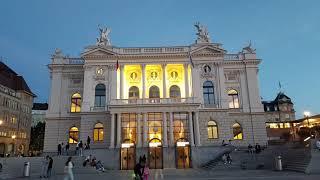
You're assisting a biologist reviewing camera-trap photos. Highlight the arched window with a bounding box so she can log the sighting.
[203,81,215,105]
[169,85,181,98]
[228,89,239,108]
[232,123,243,140]
[70,93,81,112]
[69,126,79,144]
[149,85,160,101]
[95,84,106,107]
[93,123,104,142]
[207,120,218,139]
[129,86,139,99]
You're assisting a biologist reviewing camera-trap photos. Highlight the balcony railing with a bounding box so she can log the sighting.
[110,97,198,105]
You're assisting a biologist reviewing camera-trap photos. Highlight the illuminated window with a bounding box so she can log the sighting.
[284,123,291,128]
[169,85,181,98]
[93,123,104,142]
[95,84,106,107]
[121,113,137,142]
[69,127,79,144]
[70,93,81,112]
[148,113,162,141]
[269,123,279,128]
[173,112,189,142]
[129,86,139,99]
[232,123,243,140]
[149,86,160,99]
[203,81,215,105]
[228,89,239,108]
[208,120,218,139]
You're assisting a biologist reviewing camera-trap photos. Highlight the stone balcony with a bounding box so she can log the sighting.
[110,97,198,106]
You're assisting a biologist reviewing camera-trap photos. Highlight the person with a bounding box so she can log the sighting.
[40,156,49,178]
[255,143,261,154]
[222,154,227,164]
[95,160,105,172]
[61,142,65,155]
[226,153,232,164]
[76,141,80,156]
[79,140,83,156]
[134,156,144,180]
[64,157,74,180]
[91,156,97,167]
[228,139,232,146]
[221,140,226,146]
[316,139,320,151]
[65,142,70,155]
[87,136,91,149]
[58,143,62,156]
[47,156,53,178]
[143,163,150,180]
[248,144,254,154]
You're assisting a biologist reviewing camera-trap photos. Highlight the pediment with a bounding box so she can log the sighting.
[81,47,117,57]
[191,45,225,55]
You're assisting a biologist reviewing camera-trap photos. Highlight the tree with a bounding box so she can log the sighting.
[29,122,45,153]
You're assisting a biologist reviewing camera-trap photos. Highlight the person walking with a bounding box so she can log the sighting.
[248,144,253,154]
[134,156,144,180]
[87,136,91,149]
[64,157,74,180]
[47,156,53,178]
[143,163,149,180]
[40,156,49,178]
[79,140,83,156]
[226,153,232,164]
[58,143,62,156]
[255,143,261,154]
[65,142,70,155]
[61,142,65,155]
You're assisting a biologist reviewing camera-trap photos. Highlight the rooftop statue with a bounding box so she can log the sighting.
[96,25,111,46]
[242,41,256,53]
[194,22,211,44]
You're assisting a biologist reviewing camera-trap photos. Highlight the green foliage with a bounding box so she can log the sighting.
[29,122,45,152]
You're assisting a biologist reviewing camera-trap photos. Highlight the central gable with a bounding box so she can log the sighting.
[81,46,117,58]
[191,45,226,55]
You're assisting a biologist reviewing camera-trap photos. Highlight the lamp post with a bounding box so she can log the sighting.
[303,111,311,127]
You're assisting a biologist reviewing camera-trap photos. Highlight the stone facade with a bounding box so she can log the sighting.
[0,62,35,156]
[44,24,268,168]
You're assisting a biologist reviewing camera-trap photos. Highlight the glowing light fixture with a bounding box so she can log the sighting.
[121,143,134,148]
[303,111,311,117]
[149,142,161,147]
[0,120,3,125]
[177,141,189,147]
[11,135,16,139]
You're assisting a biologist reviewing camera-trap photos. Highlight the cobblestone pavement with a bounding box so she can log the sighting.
[7,170,320,180]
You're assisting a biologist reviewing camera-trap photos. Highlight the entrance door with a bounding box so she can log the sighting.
[121,146,135,170]
[0,143,5,157]
[149,146,163,169]
[176,145,191,168]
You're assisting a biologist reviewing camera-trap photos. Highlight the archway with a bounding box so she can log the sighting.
[176,138,191,168]
[148,138,163,169]
[120,139,135,170]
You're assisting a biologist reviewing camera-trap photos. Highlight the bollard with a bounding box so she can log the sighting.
[23,162,30,177]
[275,156,282,171]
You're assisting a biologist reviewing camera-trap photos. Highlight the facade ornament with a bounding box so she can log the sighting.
[52,48,64,58]
[96,25,111,46]
[242,41,256,54]
[194,22,211,44]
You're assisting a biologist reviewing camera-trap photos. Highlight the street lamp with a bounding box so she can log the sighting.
[303,111,311,127]
[0,120,3,125]
[11,135,16,139]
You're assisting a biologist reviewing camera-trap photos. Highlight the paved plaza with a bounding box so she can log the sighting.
[4,169,320,180]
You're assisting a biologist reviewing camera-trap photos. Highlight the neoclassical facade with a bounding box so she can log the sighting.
[44,24,267,169]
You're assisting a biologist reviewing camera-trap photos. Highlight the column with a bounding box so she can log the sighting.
[142,64,146,99]
[109,113,115,148]
[110,67,117,101]
[191,65,201,102]
[218,64,228,108]
[143,113,148,147]
[184,63,189,98]
[120,65,124,99]
[194,112,201,146]
[162,64,167,98]
[188,112,195,146]
[169,112,174,146]
[116,113,121,148]
[162,112,168,147]
[137,113,142,147]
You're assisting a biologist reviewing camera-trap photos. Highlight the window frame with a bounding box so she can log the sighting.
[93,123,104,142]
[70,93,81,113]
[207,120,218,139]
[203,81,215,105]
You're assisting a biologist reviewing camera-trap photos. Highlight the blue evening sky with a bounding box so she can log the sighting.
[0,0,319,117]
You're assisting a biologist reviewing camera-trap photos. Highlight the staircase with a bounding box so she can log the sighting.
[200,146,234,170]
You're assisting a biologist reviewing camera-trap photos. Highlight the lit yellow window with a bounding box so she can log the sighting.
[228,89,239,108]
[93,123,104,142]
[208,120,218,139]
[232,122,243,140]
[69,127,79,144]
[70,93,81,113]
